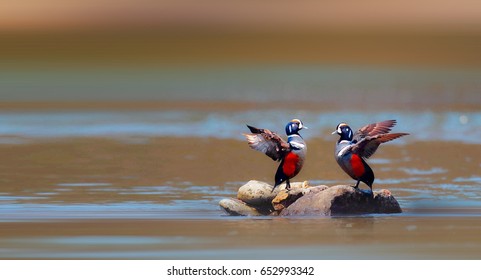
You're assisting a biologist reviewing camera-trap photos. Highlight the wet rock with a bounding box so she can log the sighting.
[272,189,303,212]
[373,189,402,214]
[219,198,263,216]
[220,181,402,216]
[280,185,402,216]
[236,180,308,206]
[236,180,276,206]
[272,185,328,212]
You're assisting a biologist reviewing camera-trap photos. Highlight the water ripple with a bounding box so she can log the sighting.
[401,168,448,175]
[0,110,480,143]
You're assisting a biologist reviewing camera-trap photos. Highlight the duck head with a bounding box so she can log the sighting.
[285,119,307,135]
[332,122,353,141]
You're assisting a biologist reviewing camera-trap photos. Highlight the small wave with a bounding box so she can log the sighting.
[0,110,480,144]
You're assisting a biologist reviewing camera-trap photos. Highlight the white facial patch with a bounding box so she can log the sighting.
[290,141,305,150]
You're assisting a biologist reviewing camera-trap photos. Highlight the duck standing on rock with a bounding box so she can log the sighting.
[243,119,307,191]
[332,120,408,195]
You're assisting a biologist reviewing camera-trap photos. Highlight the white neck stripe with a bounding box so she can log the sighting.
[337,145,350,157]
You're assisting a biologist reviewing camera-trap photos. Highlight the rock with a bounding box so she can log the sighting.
[221,181,402,216]
[288,181,310,189]
[272,189,303,212]
[237,180,309,206]
[236,180,276,206]
[280,185,402,216]
[373,189,402,214]
[219,198,263,216]
[271,185,328,212]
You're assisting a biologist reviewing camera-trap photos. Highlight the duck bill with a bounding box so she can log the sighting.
[331,130,337,135]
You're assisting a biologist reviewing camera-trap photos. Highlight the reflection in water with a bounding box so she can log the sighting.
[1,217,481,259]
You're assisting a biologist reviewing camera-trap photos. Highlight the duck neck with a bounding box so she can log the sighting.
[288,132,301,140]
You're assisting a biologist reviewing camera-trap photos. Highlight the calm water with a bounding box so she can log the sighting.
[1,66,480,259]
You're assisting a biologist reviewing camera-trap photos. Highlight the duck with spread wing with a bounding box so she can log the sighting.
[332,120,409,195]
[244,119,307,191]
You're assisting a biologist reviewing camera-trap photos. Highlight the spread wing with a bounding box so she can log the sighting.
[353,120,397,143]
[243,125,290,161]
[352,133,409,159]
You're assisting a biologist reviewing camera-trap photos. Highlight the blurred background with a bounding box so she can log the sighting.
[1,0,481,259]
[1,0,480,107]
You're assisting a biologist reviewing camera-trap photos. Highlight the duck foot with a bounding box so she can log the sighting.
[353,187,374,198]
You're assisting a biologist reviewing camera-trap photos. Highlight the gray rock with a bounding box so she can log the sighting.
[303,185,330,195]
[271,189,304,212]
[373,189,403,214]
[219,198,263,216]
[280,185,402,216]
[271,185,328,212]
[237,180,276,206]
[220,180,402,216]
[236,180,308,206]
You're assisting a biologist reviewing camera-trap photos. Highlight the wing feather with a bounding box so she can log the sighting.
[353,120,397,143]
[243,125,290,161]
[352,133,409,159]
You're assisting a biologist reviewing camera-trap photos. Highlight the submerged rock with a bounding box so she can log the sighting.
[220,180,402,216]
[219,198,263,216]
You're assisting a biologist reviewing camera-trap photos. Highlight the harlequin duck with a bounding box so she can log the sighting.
[244,119,307,191]
[332,120,408,194]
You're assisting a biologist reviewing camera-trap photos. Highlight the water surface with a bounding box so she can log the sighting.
[0,66,480,259]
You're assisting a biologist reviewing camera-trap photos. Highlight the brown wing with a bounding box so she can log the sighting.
[352,133,409,159]
[353,120,397,143]
[243,125,290,161]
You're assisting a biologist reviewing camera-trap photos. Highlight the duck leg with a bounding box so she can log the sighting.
[354,180,360,189]
[368,185,374,198]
